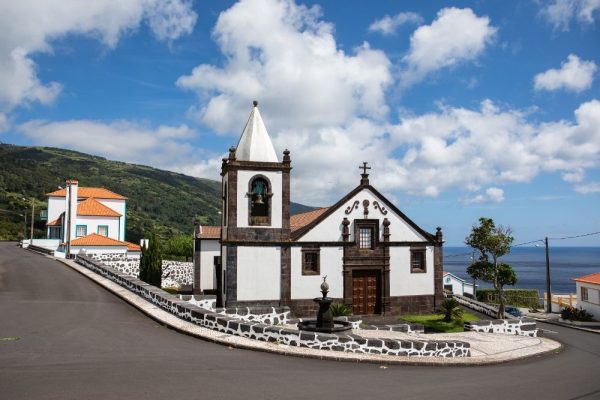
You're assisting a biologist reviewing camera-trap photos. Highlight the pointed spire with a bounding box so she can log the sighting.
[235,100,279,162]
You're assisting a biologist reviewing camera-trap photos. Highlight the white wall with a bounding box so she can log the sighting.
[98,199,126,240]
[291,247,344,299]
[70,245,126,255]
[389,246,435,296]
[443,274,475,296]
[47,197,65,222]
[298,188,428,243]
[236,170,282,228]
[577,282,600,319]
[236,246,281,301]
[74,216,120,240]
[200,240,220,291]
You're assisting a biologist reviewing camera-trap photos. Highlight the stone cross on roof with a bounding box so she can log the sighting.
[360,162,371,186]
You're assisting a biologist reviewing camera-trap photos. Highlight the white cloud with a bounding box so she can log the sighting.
[15,119,215,175]
[540,0,600,31]
[0,0,196,112]
[534,54,597,92]
[562,168,585,182]
[368,12,422,36]
[400,7,496,86]
[463,187,505,204]
[574,181,600,193]
[177,0,392,135]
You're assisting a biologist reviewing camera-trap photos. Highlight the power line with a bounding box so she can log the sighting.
[549,231,600,241]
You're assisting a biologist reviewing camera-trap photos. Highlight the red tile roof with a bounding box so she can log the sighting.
[124,241,141,251]
[199,226,221,239]
[573,272,600,285]
[290,208,329,232]
[77,198,121,217]
[47,187,127,200]
[46,215,63,226]
[70,233,137,250]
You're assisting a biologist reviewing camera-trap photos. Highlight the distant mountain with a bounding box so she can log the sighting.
[0,144,314,242]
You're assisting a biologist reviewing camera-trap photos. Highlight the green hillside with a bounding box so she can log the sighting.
[0,143,314,242]
[0,144,222,242]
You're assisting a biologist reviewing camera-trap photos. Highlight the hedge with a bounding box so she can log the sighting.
[476,289,541,308]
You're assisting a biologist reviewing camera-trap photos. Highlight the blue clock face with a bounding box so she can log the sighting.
[446,277,451,283]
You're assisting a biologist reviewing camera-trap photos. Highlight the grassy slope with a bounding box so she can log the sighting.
[0,144,222,242]
[0,143,315,242]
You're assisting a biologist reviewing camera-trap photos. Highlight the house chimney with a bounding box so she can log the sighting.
[65,179,79,249]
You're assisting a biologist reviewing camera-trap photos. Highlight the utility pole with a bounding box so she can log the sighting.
[545,236,552,313]
[29,198,35,243]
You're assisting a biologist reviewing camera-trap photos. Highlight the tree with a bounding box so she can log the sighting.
[465,217,517,319]
[139,233,162,287]
[163,234,193,261]
[440,298,463,322]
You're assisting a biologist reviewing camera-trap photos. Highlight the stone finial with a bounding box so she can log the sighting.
[342,217,350,242]
[436,226,443,243]
[320,276,329,298]
[283,149,291,163]
[253,100,258,107]
[228,146,236,160]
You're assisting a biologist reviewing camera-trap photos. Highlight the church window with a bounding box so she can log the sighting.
[359,227,373,249]
[248,176,271,226]
[302,247,320,275]
[411,249,426,273]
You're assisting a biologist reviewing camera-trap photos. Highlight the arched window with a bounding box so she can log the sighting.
[248,176,271,225]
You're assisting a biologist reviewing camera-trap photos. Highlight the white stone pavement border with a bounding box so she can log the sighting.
[56,257,562,366]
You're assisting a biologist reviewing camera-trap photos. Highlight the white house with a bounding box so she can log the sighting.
[573,272,600,320]
[46,180,140,256]
[443,272,477,297]
[194,101,444,316]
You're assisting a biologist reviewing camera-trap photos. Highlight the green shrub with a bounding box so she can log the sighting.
[330,303,352,317]
[439,298,463,322]
[476,289,541,308]
[560,306,595,322]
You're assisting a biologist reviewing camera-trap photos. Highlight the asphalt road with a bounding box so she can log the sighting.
[1,242,599,400]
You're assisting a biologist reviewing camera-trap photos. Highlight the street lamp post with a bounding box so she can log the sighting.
[29,198,35,243]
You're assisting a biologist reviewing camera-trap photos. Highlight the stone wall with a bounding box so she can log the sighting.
[76,255,470,358]
[455,294,540,337]
[454,294,510,319]
[89,253,193,288]
[464,319,540,337]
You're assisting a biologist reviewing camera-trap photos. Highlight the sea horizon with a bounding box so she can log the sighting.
[443,246,600,299]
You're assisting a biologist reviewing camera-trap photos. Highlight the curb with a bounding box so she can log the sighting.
[532,317,600,335]
[54,255,562,366]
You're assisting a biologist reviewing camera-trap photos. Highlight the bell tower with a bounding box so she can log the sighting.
[219,101,292,307]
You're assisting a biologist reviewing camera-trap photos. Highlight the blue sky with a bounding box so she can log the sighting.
[0,0,599,246]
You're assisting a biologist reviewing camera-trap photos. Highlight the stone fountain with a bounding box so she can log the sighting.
[297,276,352,333]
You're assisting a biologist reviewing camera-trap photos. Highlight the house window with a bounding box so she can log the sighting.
[49,227,62,240]
[249,176,271,226]
[97,225,109,237]
[302,247,320,275]
[75,225,87,237]
[359,227,373,249]
[411,249,426,273]
[581,287,589,302]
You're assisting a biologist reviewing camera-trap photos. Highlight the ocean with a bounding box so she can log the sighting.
[443,247,600,297]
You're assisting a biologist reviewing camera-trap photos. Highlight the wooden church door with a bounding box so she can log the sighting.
[352,270,380,315]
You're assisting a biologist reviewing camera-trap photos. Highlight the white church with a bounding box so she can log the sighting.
[194,101,444,316]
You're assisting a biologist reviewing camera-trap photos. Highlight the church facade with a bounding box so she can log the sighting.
[194,102,444,316]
